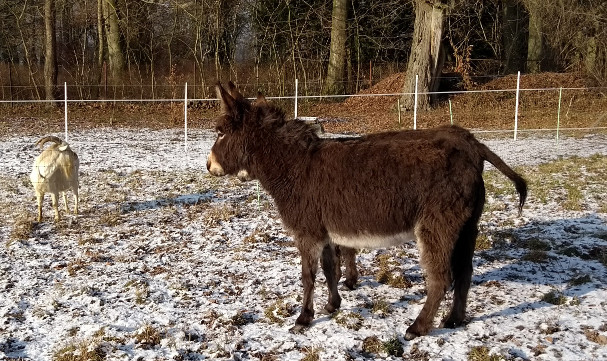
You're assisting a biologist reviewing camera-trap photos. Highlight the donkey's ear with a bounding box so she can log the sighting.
[216,82,236,116]
[227,81,245,102]
[255,92,268,106]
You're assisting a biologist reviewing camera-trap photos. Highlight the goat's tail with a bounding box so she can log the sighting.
[35,136,66,149]
[478,142,528,215]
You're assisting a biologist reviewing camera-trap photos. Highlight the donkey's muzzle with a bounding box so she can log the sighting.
[206,151,225,176]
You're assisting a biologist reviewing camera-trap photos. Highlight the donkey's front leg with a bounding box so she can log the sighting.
[291,241,324,333]
[320,244,341,314]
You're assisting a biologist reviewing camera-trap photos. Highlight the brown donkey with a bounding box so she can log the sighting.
[207,82,527,339]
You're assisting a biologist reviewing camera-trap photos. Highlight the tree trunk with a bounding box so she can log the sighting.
[324,0,347,95]
[502,0,524,74]
[44,0,57,104]
[104,0,124,83]
[526,3,543,73]
[400,0,447,111]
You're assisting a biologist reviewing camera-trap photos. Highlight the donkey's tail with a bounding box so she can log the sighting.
[35,136,66,149]
[478,142,528,215]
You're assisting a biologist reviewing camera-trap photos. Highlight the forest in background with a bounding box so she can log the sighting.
[0,0,606,102]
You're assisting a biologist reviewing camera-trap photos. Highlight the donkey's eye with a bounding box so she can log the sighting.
[217,131,225,139]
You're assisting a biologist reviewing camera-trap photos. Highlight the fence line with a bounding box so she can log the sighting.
[1,80,606,148]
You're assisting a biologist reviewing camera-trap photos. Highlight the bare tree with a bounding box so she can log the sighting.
[103,0,124,82]
[502,0,525,74]
[400,0,449,111]
[525,0,542,73]
[324,0,347,95]
[44,0,57,104]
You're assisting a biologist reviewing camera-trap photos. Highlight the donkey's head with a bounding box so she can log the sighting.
[206,82,274,181]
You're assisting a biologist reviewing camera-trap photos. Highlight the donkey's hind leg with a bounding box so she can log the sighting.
[442,189,484,328]
[320,244,342,313]
[405,225,454,340]
[292,239,324,333]
[340,246,358,290]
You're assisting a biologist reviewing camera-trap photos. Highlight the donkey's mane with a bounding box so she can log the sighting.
[255,101,321,149]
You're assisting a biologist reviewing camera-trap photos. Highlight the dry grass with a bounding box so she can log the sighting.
[203,204,240,226]
[134,324,164,348]
[52,339,106,361]
[299,347,321,361]
[264,299,296,325]
[468,346,505,361]
[8,211,35,246]
[332,311,364,330]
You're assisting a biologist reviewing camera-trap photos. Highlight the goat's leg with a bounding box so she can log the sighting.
[405,226,453,340]
[320,244,341,314]
[50,192,60,222]
[36,192,43,222]
[63,192,69,212]
[341,246,358,290]
[291,240,323,333]
[73,187,79,215]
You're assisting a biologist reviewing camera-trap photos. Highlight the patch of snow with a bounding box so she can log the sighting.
[0,129,606,360]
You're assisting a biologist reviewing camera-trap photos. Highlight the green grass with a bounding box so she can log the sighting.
[468,346,505,361]
[568,274,592,286]
[521,250,550,263]
[332,311,364,330]
[541,290,567,305]
[360,335,403,357]
[484,154,607,212]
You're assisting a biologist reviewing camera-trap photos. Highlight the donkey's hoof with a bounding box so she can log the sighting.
[319,305,338,316]
[289,324,308,334]
[343,280,357,290]
[405,322,428,340]
[404,331,419,341]
[440,315,466,329]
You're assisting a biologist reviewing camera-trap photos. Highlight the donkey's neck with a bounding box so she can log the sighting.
[249,129,316,200]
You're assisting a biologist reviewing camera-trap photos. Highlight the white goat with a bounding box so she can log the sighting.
[30,136,79,222]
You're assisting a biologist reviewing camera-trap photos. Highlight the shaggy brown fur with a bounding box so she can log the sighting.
[207,82,527,339]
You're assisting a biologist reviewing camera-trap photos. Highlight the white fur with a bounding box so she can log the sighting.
[30,138,79,222]
[329,230,416,249]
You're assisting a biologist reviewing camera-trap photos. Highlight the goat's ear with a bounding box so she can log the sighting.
[255,92,268,106]
[216,82,236,116]
[227,81,245,102]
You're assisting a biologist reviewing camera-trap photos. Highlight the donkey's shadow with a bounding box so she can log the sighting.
[469,214,606,321]
[334,214,606,326]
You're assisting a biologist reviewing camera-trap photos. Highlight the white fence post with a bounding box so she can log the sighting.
[449,99,453,125]
[514,71,520,140]
[184,82,188,153]
[414,74,418,130]
[556,87,562,145]
[294,78,298,119]
[64,82,68,141]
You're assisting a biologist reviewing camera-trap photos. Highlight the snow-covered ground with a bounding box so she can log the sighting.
[0,128,606,360]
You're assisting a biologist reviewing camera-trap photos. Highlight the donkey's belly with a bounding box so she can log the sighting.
[328,230,416,249]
